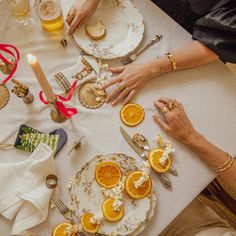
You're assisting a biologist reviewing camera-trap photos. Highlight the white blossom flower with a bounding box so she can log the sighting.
[90,212,103,224]
[66,176,74,190]
[134,161,151,189]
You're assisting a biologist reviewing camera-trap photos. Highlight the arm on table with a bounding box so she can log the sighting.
[102,40,218,105]
[153,97,236,195]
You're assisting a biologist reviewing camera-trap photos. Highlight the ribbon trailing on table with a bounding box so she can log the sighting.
[39,80,78,119]
[0,44,20,84]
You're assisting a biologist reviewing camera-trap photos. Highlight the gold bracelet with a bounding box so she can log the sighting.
[216,157,234,173]
[166,53,177,71]
[156,57,166,74]
[213,153,232,171]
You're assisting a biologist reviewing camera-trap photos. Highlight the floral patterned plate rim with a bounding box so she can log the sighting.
[73,0,145,59]
[70,153,157,236]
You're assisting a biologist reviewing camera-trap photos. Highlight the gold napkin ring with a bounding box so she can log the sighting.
[46,174,58,189]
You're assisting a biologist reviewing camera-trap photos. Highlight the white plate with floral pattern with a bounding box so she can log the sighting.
[73,0,145,59]
[70,153,157,236]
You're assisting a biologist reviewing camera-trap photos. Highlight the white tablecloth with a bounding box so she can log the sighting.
[1,0,236,235]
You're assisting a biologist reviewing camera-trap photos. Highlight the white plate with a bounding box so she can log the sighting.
[73,0,145,59]
[70,153,156,236]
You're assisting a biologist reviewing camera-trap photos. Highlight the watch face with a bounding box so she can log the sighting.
[0,84,10,110]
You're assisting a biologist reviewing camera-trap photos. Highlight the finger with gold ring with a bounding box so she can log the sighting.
[168,100,179,110]
[118,84,125,91]
[161,106,170,114]
[167,102,174,110]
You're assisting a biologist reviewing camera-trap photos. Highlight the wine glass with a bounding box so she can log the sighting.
[7,0,35,35]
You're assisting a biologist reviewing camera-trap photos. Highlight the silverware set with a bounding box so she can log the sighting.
[120,126,178,189]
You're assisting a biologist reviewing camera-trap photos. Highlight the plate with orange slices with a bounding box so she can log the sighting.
[70,153,157,236]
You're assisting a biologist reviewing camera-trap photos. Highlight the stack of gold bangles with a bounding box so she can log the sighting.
[213,153,234,173]
[156,52,177,75]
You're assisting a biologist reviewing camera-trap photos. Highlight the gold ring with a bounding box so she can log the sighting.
[161,106,169,114]
[118,85,124,91]
[167,102,174,110]
[167,101,179,110]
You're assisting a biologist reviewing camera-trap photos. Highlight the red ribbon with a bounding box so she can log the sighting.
[0,44,20,84]
[39,80,78,119]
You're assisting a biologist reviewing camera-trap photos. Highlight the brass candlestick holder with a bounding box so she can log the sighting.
[0,59,15,75]
[11,79,34,104]
[48,101,67,123]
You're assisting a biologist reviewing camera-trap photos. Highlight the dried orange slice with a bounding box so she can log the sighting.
[52,222,76,236]
[81,212,99,234]
[102,197,124,222]
[124,171,152,199]
[148,148,172,173]
[120,103,145,127]
[95,161,122,188]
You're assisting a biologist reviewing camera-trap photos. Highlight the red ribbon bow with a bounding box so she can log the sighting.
[39,80,78,119]
[0,44,20,84]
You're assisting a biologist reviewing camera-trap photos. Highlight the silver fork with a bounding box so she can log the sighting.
[52,199,75,224]
[120,34,162,65]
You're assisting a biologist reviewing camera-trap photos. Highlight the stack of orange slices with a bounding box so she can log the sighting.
[148,148,172,173]
[120,103,145,127]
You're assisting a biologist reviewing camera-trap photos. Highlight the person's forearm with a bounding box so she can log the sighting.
[155,40,219,74]
[184,132,236,194]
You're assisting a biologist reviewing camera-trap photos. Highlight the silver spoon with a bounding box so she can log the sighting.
[132,133,172,188]
[133,133,178,176]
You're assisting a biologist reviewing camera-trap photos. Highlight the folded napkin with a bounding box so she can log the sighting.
[0,143,55,235]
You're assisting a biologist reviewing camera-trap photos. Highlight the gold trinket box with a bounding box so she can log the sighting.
[0,84,10,110]
[78,79,107,109]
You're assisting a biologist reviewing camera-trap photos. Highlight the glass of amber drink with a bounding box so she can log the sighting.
[36,0,64,32]
[8,0,34,35]
[8,0,31,21]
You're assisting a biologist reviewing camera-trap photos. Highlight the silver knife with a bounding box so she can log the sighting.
[120,126,172,189]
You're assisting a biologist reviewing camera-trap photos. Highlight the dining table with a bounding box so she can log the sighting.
[0,0,236,235]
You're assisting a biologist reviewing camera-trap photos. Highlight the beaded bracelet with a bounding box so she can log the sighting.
[166,53,177,71]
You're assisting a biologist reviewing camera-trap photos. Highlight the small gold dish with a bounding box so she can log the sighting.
[0,84,10,110]
[78,79,107,109]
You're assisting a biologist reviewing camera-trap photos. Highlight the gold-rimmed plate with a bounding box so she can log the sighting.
[73,0,144,59]
[70,153,157,236]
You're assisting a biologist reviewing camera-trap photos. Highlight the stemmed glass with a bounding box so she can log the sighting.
[7,0,35,35]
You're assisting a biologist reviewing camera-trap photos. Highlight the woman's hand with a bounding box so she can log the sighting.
[153,97,198,144]
[66,0,101,35]
[102,59,161,105]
